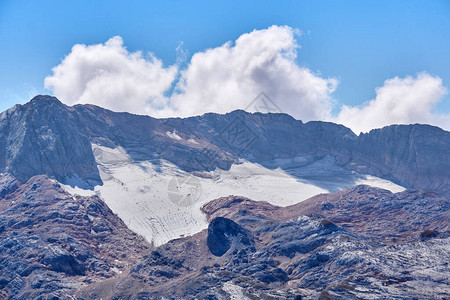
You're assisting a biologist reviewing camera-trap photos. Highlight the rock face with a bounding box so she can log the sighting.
[207,217,255,257]
[77,186,449,299]
[0,96,99,185]
[0,174,151,299]
[1,95,450,199]
[352,125,450,197]
[206,186,450,244]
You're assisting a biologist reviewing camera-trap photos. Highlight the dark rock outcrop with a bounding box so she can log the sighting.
[207,217,255,256]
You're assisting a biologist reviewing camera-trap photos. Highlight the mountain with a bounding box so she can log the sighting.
[76,186,449,299]
[1,96,449,244]
[1,95,449,197]
[0,97,99,186]
[0,95,449,299]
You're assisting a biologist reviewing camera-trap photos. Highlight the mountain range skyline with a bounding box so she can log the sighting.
[2,1,450,133]
[1,3,449,298]
[0,94,448,299]
[1,94,449,194]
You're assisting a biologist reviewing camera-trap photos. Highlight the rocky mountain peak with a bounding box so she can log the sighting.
[0,96,99,185]
[29,95,64,107]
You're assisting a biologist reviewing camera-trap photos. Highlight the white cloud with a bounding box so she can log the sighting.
[45,26,337,120]
[44,36,177,114]
[44,27,449,133]
[335,73,448,134]
[169,25,337,120]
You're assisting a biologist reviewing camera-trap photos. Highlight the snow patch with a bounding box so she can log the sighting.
[355,175,405,193]
[222,282,249,300]
[166,130,182,140]
[59,183,96,197]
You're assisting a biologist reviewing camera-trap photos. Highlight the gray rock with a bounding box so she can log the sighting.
[0,96,99,186]
[1,95,449,199]
[79,188,449,299]
[207,217,255,257]
[0,175,151,299]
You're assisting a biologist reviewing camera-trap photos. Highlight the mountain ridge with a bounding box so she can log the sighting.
[1,95,449,198]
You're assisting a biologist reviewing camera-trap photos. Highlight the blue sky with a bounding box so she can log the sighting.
[1,0,449,131]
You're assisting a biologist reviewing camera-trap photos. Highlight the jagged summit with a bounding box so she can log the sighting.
[10,95,68,115]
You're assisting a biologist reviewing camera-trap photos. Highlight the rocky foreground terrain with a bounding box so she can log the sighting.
[0,174,150,299]
[75,186,449,299]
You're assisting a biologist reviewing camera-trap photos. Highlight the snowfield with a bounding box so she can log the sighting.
[61,144,405,246]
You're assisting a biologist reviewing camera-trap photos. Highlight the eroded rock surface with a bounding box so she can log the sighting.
[77,186,449,299]
[0,174,150,299]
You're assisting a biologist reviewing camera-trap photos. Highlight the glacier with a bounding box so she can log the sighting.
[62,144,405,246]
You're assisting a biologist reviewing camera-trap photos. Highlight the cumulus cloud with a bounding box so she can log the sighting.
[45,26,449,133]
[44,36,177,114]
[45,26,337,120]
[169,26,337,120]
[335,73,448,134]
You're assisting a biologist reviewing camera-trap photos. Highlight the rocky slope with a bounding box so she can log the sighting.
[207,186,449,244]
[0,96,449,299]
[0,174,151,299]
[76,186,449,299]
[1,95,449,199]
[0,97,99,186]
